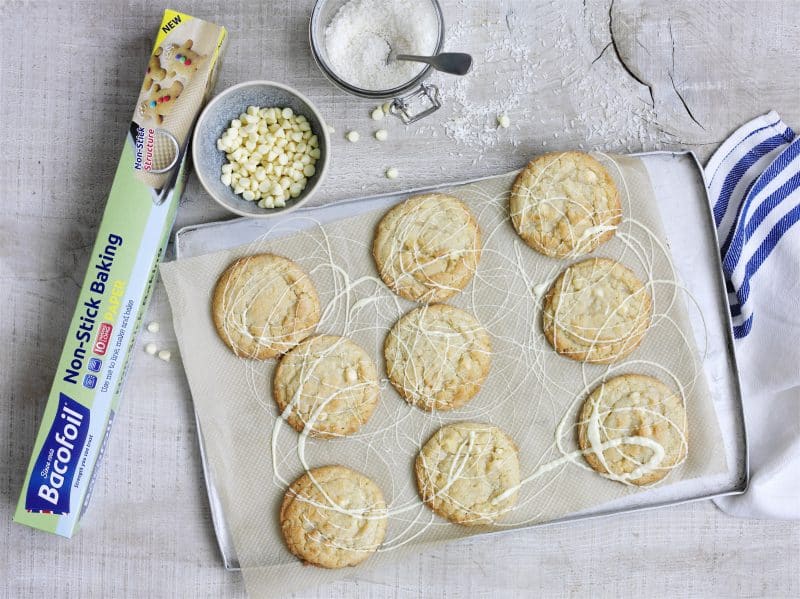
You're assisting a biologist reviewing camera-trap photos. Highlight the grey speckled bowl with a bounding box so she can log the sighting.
[192,81,330,218]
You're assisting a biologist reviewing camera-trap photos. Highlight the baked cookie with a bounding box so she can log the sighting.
[373,193,482,303]
[510,151,622,258]
[415,422,520,525]
[273,335,379,438]
[138,80,184,125]
[142,47,166,92]
[280,466,388,568]
[542,257,651,363]
[165,39,204,79]
[212,253,320,360]
[384,304,492,412]
[578,374,688,486]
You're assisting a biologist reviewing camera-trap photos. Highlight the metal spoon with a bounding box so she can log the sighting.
[393,52,473,76]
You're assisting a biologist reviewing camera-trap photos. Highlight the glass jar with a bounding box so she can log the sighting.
[309,0,445,123]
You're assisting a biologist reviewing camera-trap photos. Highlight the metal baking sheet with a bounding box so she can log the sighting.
[173,151,747,570]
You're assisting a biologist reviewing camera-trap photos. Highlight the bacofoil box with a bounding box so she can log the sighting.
[14,10,227,537]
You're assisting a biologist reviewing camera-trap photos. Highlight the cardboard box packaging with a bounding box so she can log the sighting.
[14,10,227,537]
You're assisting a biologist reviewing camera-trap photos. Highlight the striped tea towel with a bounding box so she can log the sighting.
[705,111,800,519]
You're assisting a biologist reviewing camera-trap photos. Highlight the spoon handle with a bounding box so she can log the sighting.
[395,52,473,76]
[395,54,433,64]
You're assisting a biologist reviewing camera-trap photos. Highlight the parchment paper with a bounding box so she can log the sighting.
[160,155,727,596]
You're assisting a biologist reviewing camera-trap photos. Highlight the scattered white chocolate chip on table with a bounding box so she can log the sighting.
[346,130,360,142]
[146,321,160,333]
[144,342,157,355]
[385,167,398,179]
[216,105,321,210]
[371,107,385,121]
[157,350,172,362]
[497,114,511,128]
[375,129,388,141]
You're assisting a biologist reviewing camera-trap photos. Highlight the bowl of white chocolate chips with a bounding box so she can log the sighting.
[193,80,330,217]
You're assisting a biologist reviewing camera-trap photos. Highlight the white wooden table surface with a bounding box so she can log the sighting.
[2,1,799,597]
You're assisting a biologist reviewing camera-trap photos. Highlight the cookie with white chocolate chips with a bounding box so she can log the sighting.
[373,193,482,303]
[384,304,492,412]
[510,151,622,258]
[578,374,688,486]
[415,422,520,525]
[542,257,651,364]
[280,465,388,568]
[212,253,320,360]
[273,335,379,438]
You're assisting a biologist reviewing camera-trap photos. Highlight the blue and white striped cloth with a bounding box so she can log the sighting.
[706,111,800,520]
[706,111,798,338]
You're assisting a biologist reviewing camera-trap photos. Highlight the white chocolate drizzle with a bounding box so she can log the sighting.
[221,153,710,551]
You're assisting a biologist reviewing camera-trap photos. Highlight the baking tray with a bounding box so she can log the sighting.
[174,151,747,570]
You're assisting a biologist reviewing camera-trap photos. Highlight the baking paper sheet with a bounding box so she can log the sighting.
[160,154,727,596]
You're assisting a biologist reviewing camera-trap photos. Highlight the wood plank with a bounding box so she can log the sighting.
[2,0,799,596]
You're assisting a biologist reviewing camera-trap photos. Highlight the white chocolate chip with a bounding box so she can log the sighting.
[346,130,360,142]
[216,106,321,210]
[375,129,388,141]
[382,102,391,114]
[144,343,157,355]
[533,282,549,299]
[371,107,384,121]
[385,167,398,179]
[146,321,160,333]
[157,350,172,362]
[497,114,511,128]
